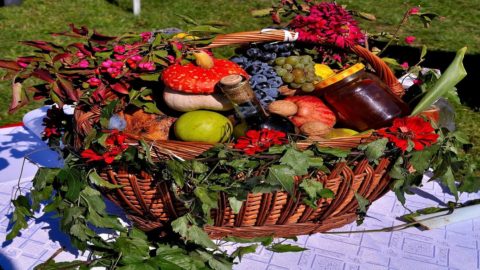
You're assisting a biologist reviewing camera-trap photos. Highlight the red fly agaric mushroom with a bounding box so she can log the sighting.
[161,50,248,94]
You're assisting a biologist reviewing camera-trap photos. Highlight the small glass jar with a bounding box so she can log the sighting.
[316,63,410,131]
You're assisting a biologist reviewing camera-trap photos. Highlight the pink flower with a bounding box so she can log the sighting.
[130,55,142,62]
[114,54,127,60]
[409,7,420,15]
[113,45,125,54]
[75,51,85,58]
[87,77,101,87]
[405,36,416,44]
[138,62,155,71]
[17,61,28,68]
[140,32,152,42]
[400,62,409,69]
[101,59,113,68]
[111,61,124,69]
[413,79,423,85]
[167,55,175,64]
[77,59,89,68]
[289,2,364,48]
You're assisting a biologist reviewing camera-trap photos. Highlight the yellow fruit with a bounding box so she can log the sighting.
[174,110,232,143]
[324,128,359,139]
[173,32,198,40]
[314,64,335,79]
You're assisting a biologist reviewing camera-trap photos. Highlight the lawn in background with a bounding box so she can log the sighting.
[0,0,478,166]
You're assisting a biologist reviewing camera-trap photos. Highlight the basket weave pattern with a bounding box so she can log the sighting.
[76,29,403,238]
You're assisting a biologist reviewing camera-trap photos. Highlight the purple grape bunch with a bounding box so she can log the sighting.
[231,42,292,107]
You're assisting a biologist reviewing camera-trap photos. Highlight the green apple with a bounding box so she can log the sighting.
[174,110,233,143]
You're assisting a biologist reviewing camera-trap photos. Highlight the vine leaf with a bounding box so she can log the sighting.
[6,196,32,241]
[232,244,258,261]
[267,165,296,196]
[358,138,388,162]
[266,243,307,253]
[88,170,122,189]
[280,148,309,175]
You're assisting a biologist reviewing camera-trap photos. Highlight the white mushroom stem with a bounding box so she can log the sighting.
[163,87,233,112]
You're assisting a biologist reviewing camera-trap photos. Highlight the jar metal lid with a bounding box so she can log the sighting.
[315,63,365,90]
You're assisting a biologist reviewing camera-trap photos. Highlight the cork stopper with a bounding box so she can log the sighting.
[220,74,243,86]
[218,74,255,104]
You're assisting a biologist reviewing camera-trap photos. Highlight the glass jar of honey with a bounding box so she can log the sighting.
[315,63,410,131]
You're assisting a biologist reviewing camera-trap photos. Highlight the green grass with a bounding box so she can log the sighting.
[0,0,479,167]
[337,0,480,54]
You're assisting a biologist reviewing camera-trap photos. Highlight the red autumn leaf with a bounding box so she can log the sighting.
[69,23,89,36]
[52,53,72,62]
[31,69,55,83]
[90,31,117,45]
[69,43,93,57]
[0,60,21,71]
[111,82,129,95]
[20,41,60,52]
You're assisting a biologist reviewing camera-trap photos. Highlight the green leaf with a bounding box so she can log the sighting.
[194,187,218,209]
[232,244,258,261]
[251,184,280,194]
[6,195,32,241]
[88,170,122,189]
[316,146,350,158]
[87,209,124,231]
[440,167,459,201]
[420,45,428,60]
[267,145,287,154]
[410,145,439,172]
[191,160,209,174]
[299,178,323,199]
[115,231,150,264]
[35,260,86,270]
[33,167,60,190]
[70,223,91,241]
[228,197,243,214]
[389,157,405,179]
[266,243,307,253]
[188,225,217,249]
[458,175,480,193]
[142,101,162,114]
[57,168,85,201]
[188,25,224,34]
[266,165,296,195]
[139,73,160,81]
[224,236,274,246]
[280,148,309,175]
[171,215,189,238]
[354,192,370,213]
[118,263,156,270]
[176,14,199,25]
[358,138,388,161]
[411,47,467,115]
[319,188,334,198]
[393,179,406,205]
[167,160,185,188]
[196,250,232,270]
[100,100,119,128]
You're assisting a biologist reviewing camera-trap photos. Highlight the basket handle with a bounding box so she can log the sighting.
[204,29,405,97]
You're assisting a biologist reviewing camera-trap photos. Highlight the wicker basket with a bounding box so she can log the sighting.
[74,29,404,239]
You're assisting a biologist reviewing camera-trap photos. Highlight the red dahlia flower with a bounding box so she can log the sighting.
[377,116,439,152]
[234,128,288,155]
[289,2,364,48]
[81,130,128,164]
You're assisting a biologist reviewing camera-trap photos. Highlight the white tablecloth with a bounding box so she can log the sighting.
[1,109,480,270]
